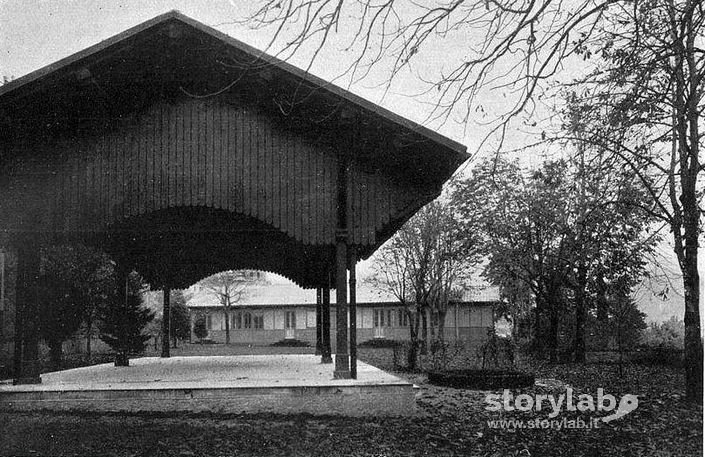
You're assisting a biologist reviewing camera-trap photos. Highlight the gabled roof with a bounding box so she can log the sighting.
[0,11,467,173]
[186,274,500,308]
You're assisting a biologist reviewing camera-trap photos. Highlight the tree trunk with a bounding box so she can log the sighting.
[85,314,93,361]
[682,235,702,401]
[437,309,447,344]
[420,308,428,355]
[549,307,559,363]
[407,309,419,371]
[534,294,548,353]
[573,265,588,363]
[224,305,231,345]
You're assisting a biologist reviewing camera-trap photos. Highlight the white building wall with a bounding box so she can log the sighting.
[362,308,373,328]
[307,310,317,328]
[264,310,274,330]
[274,310,284,329]
[296,308,307,329]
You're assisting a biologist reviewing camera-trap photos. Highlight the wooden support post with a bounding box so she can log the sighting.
[348,246,357,379]
[13,238,41,384]
[315,287,322,356]
[334,230,350,379]
[161,286,171,358]
[321,280,333,364]
[114,264,130,367]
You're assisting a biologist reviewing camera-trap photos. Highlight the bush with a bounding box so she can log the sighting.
[270,339,310,347]
[358,338,401,348]
[640,317,684,350]
[193,315,208,342]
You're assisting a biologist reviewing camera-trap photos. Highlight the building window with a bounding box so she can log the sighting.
[253,314,264,329]
[232,312,242,329]
[243,312,252,329]
[398,309,409,327]
[206,314,212,331]
[374,309,392,327]
[285,311,296,329]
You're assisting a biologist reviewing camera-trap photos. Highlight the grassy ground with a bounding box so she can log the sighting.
[1,345,702,457]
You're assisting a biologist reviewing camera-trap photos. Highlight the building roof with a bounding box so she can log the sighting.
[0,10,468,183]
[187,274,499,308]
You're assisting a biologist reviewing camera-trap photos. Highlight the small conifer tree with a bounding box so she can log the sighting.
[99,271,154,366]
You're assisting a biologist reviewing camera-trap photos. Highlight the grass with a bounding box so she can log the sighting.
[0,345,702,456]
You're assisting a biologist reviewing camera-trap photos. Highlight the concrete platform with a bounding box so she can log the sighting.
[0,355,416,416]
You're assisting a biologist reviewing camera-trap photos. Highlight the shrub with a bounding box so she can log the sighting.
[358,338,401,348]
[640,317,685,350]
[193,315,208,342]
[270,339,310,347]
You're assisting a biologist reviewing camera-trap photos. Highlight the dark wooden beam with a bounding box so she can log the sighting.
[321,274,332,364]
[349,245,357,379]
[333,229,349,379]
[161,286,171,358]
[315,287,322,356]
[13,237,41,385]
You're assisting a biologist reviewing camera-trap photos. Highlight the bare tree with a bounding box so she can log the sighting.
[368,199,478,369]
[198,271,256,345]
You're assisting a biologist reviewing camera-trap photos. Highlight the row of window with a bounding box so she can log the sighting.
[205,308,487,331]
[373,309,410,328]
[232,312,265,329]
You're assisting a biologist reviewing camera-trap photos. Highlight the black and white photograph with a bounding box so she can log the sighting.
[0,1,702,455]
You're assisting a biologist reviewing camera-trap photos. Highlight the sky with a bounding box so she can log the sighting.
[0,0,700,322]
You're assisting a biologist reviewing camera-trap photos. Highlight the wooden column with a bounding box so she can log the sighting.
[334,230,350,378]
[315,287,322,356]
[114,263,130,367]
[321,280,333,364]
[348,246,357,379]
[161,286,171,358]
[13,238,41,385]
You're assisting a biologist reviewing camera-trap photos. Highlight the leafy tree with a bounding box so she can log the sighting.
[455,158,573,361]
[193,315,208,342]
[368,199,478,369]
[38,245,114,370]
[455,156,655,362]
[198,271,258,344]
[98,271,154,366]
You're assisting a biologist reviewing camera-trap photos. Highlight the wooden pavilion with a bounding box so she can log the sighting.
[0,11,467,384]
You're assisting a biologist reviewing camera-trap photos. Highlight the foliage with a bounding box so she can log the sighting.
[170,290,191,345]
[38,245,114,369]
[454,155,655,362]
[477,332,515,370]
[641,317,686,350]
[98,271,154,361]
[193,315,208,342]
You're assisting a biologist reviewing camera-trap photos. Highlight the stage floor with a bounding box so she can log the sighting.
[0,355,416,416]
